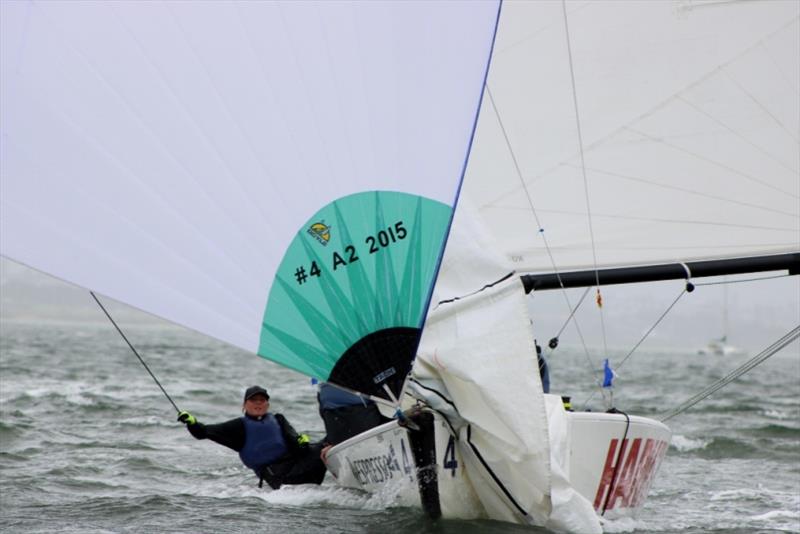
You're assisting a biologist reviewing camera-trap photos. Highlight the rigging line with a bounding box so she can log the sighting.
[485,84,597,375]
[492,0,592,57]
[540,288,596,387]
[552,286,592,341]
[538,290,599,388]
[617,286,688,371]
[694,272,793,286]
[565,305,599,382]
[561,0,608,362]
[583,282,699,409]
[484,87,567,290]
[90,292,181,414]
[661,325,800,423]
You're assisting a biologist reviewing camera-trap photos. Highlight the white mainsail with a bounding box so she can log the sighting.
[412,1,799,530]
[441,0,799,298]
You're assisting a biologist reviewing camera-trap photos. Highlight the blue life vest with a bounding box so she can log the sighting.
[238,414,289,473]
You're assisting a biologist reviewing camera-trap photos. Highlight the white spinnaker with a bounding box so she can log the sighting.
[0,1,499,350]
[448,0,799,295]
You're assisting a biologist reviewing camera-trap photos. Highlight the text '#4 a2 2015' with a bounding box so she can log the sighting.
[293,221,407,285]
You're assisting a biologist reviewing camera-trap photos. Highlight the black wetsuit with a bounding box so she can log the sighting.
[186,413,326,489]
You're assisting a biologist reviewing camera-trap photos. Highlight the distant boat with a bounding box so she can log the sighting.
[698,336,745,357]
[698,283,745,357]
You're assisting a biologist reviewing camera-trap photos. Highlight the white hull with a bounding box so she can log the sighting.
[698,340,745,357]
[326,412,487,519]
[568,412,670,517]
[325,400,671,526]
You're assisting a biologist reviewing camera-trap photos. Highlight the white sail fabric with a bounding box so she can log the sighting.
[452,0,799,289]
[0,1,499,354]
[413,1,799,526]
[413,277,601,532]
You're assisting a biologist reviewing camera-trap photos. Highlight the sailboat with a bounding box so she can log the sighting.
[698,282,745,357]
[1,1,798,533]
[698,335,743,357]
[324,1,799,529]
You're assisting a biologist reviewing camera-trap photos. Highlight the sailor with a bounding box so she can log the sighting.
[177,385,326,489]
[316,381,389,445]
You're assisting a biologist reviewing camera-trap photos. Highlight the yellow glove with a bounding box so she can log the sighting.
[177,411,197,425]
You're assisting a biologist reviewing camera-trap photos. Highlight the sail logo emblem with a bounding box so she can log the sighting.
[373,367,396,384]
[307,222,331,246]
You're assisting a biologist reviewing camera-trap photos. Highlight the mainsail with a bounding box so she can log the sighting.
[409,1,799,530]
[0,1,501,401]
[438,0,799,300]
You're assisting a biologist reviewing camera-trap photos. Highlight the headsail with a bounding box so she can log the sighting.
[0,1,501,400]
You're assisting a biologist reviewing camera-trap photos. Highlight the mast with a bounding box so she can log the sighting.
[521,252,800,293]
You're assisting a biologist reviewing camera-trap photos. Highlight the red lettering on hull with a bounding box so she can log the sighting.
[593,437,668,512]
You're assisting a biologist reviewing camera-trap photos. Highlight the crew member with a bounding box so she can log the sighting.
[177,385,326,489]
[317,381,390,445]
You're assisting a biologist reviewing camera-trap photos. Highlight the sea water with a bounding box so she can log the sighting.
[1,321,798,534]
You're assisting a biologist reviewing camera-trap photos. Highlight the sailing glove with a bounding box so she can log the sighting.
[177,411,197,425]
[297,434,310,447]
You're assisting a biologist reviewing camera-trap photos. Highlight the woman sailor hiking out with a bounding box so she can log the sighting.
[178,386,327,489]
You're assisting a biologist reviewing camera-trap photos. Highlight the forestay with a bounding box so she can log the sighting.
[0,1,500,400]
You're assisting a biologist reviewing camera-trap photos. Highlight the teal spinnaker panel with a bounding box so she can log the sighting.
[259,191,451,400]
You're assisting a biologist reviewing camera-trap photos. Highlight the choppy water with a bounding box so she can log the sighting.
[1,321,798,533]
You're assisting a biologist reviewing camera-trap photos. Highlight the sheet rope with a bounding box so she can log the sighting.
[91,291,181,414]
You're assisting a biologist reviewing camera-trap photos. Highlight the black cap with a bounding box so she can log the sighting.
[244,385,269,401]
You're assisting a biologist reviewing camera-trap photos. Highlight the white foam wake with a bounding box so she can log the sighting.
[670,434,710,452]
